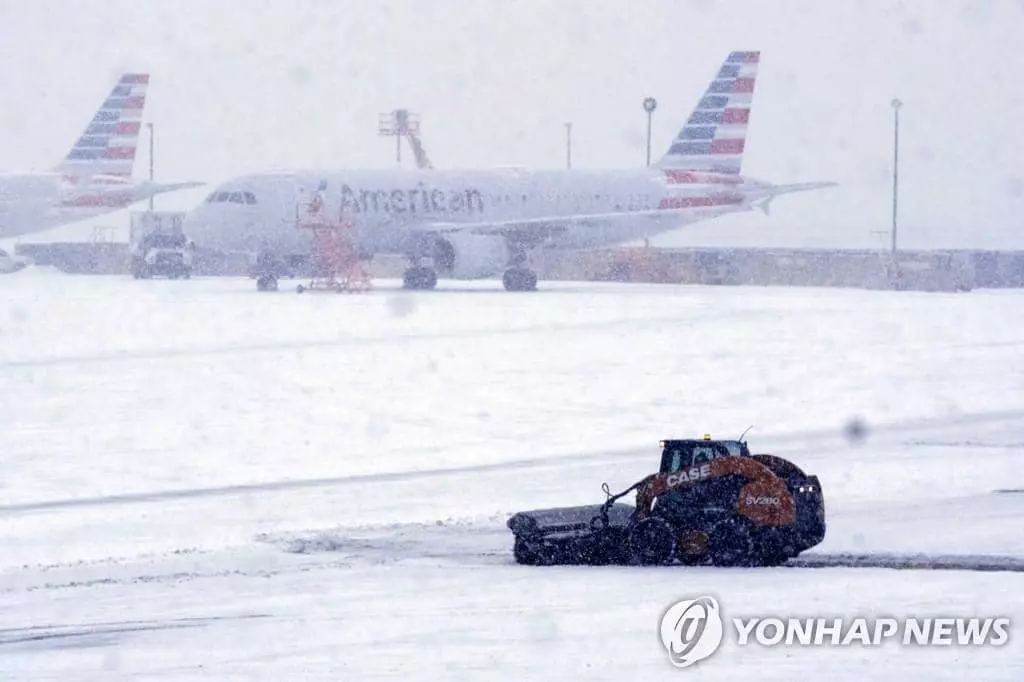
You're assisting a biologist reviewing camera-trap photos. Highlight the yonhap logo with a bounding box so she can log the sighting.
[659,595,1011,668]
[659,596,725,668]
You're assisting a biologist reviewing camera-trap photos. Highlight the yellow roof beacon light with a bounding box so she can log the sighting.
[703,433,711,441]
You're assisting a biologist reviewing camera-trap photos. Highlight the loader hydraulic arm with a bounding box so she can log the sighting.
[593,475,654,529]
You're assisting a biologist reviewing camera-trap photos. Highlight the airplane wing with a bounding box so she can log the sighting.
[143,181,207,193]
[80,180,206,196]
[412,180,837,239]
[745,180,839,216]
[414,205,723,238]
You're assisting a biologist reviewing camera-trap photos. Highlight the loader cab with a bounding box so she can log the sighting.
[659,438,750,473]
[654,437,753,527]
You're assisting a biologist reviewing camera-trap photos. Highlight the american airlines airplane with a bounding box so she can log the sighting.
[182,51,836,292]
[0,73,204,239]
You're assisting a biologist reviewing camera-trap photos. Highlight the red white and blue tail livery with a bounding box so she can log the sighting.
[0,73,203,240]
[654,50,759,175]
[55,73,150,183]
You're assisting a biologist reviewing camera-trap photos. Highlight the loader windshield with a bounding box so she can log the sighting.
[720,440,748,456]
[660,439,747,472]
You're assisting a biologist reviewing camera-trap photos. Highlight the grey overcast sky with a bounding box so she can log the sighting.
[2,0,1023,249]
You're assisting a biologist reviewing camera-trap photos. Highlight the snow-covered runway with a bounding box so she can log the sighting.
[1,269,1022,680]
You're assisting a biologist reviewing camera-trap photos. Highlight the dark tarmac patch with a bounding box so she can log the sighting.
[788,551,1024,573]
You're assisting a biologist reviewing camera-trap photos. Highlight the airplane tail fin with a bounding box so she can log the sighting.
[652,51,759,175]
[53,73,149,182]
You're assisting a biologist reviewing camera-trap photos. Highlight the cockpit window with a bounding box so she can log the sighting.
[205,190,257,204]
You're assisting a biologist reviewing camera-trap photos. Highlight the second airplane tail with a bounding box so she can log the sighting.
[53,73,149,182]
[653,51,760,175]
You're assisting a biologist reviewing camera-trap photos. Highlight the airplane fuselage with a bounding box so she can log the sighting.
[177,50,836,291]
[0,171,157,238]
[183,167,753,277]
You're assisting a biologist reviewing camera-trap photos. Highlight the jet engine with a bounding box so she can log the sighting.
[431,232,509,280]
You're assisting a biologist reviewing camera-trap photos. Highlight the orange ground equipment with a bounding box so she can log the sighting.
[507,435,826,567]
[295,193,372,293]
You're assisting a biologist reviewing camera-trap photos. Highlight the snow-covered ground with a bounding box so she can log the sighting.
[1,268,1022,680]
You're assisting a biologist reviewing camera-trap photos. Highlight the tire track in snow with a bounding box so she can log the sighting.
[1,308,770,370]
[1,408,1021,515]
[0,614,272,647]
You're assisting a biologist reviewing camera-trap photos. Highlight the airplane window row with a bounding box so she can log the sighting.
[205,191,257,204]
[198,189,648,210]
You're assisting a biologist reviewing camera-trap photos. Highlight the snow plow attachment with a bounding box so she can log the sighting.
[508,503,636,566]
[508,437,826,567]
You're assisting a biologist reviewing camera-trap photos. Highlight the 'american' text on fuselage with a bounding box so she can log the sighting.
[338,183,485,216]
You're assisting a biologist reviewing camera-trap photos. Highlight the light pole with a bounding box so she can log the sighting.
[565,122,572,169]
[890,98,902,254]
[146,122,154,212]
[643,97,657,167]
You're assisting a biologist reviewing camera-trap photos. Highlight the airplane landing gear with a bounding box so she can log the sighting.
[403,266,437,290]
[252,252,285,292]
[502,241,538,291]
[503,267,537,292]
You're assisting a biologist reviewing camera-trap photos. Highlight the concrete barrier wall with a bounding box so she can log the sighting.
[14,243,131,275]
[552,246,1018,292]
[14,241,1024,291]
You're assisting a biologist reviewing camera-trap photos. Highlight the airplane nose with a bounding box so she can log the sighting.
[180,211,198,235]
[181,209,211,244]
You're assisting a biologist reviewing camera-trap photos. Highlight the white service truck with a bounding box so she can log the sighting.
[129,210,194,279]
[0,247,29,274]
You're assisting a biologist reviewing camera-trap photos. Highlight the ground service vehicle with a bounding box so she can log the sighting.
[0,247,29,274]
[507,435,826,567]
[131,232,193,279]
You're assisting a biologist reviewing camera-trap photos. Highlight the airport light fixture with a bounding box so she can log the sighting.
[146,122,155,212]
[643,97,658,167]
[378,109,421,168]
[890,98,902,254]
[565,122,572,169]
